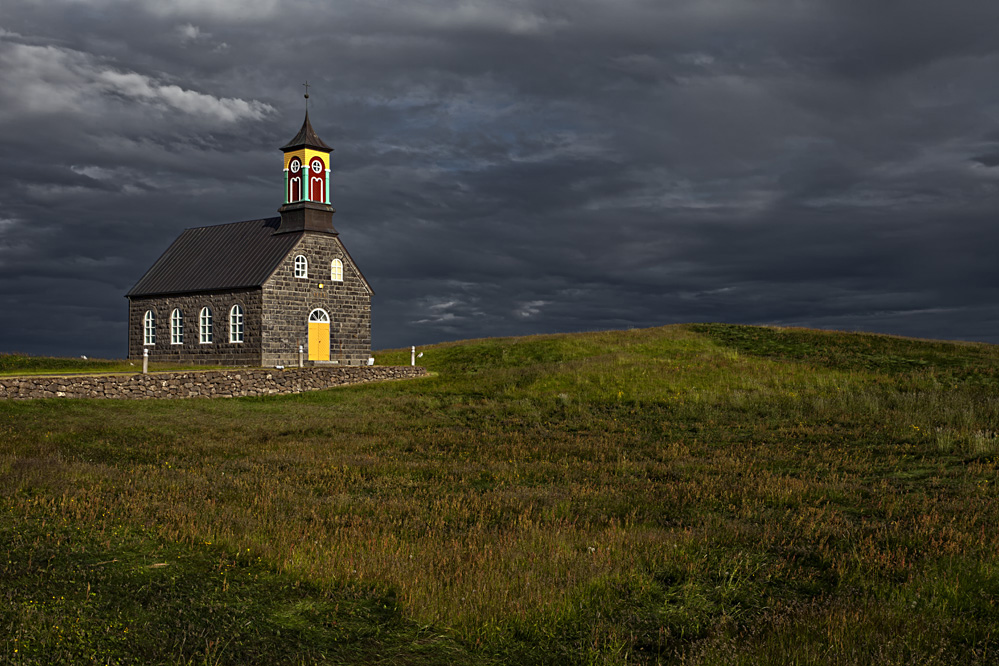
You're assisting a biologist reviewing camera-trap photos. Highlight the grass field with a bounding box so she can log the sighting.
[2,324,997,664]
[0,354,223,376]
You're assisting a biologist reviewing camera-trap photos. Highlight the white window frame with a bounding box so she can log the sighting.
[229,304,244,343]
[294,255,308,279]
[331,258,343,282]
[199,306,213,344]
[309,308,330,323]
[170,308,183,345]
[143,310,156,345]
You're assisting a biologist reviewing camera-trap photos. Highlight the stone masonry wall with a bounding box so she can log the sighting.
[128,289,262,365]
[0,366,427,401]
[261,232,372,367]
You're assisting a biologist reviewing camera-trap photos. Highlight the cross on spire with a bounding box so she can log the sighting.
[303,80,311,110]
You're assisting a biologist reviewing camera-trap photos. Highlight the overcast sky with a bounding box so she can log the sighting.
[2,0,998,358]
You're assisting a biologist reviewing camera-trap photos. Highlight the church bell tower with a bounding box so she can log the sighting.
[276,91,337,235]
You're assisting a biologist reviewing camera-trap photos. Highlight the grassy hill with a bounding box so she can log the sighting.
[1,324,997,664]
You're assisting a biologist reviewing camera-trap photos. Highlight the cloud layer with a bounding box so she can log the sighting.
[1,1,998,357]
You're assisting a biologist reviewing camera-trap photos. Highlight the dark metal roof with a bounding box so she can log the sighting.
[280,111,332,151]
[127,218,303,297]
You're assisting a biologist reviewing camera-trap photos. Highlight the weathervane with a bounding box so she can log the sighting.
[303,80,310,110]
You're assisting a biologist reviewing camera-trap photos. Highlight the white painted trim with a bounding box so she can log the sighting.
[143,310,156,345]
[229,304,244,344]
[308,308,330,323]
[199,306,213,344]
[294,255,308,279]
[170,308,184,345]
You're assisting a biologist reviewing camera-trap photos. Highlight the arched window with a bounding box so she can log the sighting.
[199,307,213,344]
[170,309,183,345]
[309,308,330,323]
[229,305,244,343]
[288,157,302,202]
[309,157,325,203]
[294,255,308,278]
[143,310,156,345]
[331,258,343,282]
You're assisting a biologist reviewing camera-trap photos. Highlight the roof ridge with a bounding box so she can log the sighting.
[183,216,280,231]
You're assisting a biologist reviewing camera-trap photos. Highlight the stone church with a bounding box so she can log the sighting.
[126,112,372,367]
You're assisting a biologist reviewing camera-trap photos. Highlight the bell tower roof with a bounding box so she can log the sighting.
[281,110,331,152]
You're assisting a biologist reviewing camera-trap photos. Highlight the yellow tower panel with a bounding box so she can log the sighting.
[284,148,329,170]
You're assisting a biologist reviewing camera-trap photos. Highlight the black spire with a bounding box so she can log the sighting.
[280,110,332,152]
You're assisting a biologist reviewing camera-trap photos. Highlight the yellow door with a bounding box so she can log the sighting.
[308,309,331,361]
[308,322,330,360]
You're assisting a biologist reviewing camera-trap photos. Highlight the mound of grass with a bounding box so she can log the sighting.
[691,323,999,380]
[2,324,998,664]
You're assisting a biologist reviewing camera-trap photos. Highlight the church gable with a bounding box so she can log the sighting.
[261,234,373,296]
[258,233,372,366]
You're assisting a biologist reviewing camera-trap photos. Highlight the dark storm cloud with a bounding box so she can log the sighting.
[1,0,997,358]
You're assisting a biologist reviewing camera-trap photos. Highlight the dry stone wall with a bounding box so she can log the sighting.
[0,366,427,401]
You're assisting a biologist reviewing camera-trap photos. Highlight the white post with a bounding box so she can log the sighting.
[411,345,416,366]
[299,345,304,368]
[142,348,149,374]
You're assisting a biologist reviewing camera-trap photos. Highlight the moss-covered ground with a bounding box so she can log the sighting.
[2,324,997,664]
